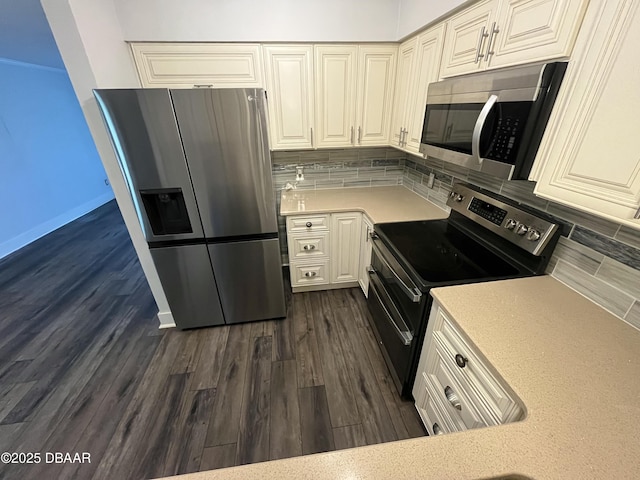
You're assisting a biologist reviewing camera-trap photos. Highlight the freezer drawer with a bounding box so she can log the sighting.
[150,244,225,329]
[208,238,286,324]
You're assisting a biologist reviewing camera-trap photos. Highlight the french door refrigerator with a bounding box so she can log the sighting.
[94,88,286,329]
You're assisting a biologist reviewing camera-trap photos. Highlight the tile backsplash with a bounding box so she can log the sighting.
[271,147,640,331]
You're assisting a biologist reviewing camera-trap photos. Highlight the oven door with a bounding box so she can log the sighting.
[366,236,425,395]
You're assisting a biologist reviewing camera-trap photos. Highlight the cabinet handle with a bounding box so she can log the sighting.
[398,127,403,146]
[455,354,468,368]
[358,126,362,144]
[305,221,313,228]
[194,84,213,88]
[485,22,499,60]
[304,271,317,278]
[432,423,443,435]
[310,127,314,147]
[474,26,489,63]
[302,244,316,251]
[444,386,462,411]
[402,128,408,147]
[351,126,355,145]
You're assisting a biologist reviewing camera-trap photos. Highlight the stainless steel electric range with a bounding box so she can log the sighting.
[366,182,561,398]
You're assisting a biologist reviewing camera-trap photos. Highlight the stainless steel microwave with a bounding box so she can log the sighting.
[420,62,567,180]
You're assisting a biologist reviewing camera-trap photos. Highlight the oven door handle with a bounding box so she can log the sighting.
[368,267,414,346]
[370,236,422,303]
[471,94,498,165]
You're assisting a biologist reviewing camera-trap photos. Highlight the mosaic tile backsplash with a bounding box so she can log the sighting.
[271,147,640,330]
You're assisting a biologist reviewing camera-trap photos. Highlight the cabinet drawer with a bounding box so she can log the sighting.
[426,344,488,430]
[415,373,458,435]
[433,307,521,423]
[287,215,329,232]
[288,232,329,259]
[290,260,330,287]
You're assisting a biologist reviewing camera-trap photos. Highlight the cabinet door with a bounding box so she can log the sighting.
[358,215,374,297]
[487,0,589,69]
[131,43,264,88]
[314,45,358,148]
[533,0,640,228]
[440,0,497,78]
[390,38,417,149]
[263,45,315,150]
[404,25,446,153]
[355,45,397,146]
[330,212,362,284]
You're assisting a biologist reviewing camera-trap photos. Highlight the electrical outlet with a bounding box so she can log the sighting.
[295,166,304,182]
[427,172,435,188]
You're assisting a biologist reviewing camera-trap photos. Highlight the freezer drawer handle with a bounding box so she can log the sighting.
[302,244,316,251]
[367,267,413,346]
[304,271,317,278]
[370,237,422,302]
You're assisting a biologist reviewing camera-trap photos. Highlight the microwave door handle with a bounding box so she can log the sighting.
[471,94,498,165]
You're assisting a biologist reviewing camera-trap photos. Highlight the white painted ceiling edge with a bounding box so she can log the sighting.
[113,0,469,43]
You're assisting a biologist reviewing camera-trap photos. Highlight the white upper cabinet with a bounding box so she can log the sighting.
[355,45,397,146]
[314,45,358,147]
[131,43,264,88]
[391,38,417,149]
[440,0,497,78]
[440,0,588,77]
[263,45,315,150]
[314,45,397,148]
[487,0,589,69]
[532,0,640,229]
[403,25,446,153]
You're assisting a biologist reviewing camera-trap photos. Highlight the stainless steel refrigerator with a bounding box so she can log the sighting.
[94,88,286,329]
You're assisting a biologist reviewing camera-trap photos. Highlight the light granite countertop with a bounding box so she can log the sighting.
[279,186,449,223]
[157,276,640,480]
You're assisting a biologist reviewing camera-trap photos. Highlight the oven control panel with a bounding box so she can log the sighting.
[447,183,559,256]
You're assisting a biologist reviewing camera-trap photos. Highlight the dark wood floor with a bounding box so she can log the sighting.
[0,201,424,480]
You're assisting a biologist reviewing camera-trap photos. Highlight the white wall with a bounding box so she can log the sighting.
[41,0,174,327]
[396,0,470,39]
[114,0,399,42]
[0,58,114,259]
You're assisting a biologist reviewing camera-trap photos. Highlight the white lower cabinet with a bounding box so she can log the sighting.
[286,212,362,292]
[413,300,523,434]
[358,215,374,297]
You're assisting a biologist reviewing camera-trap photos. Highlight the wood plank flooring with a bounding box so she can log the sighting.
[0,201,425,480]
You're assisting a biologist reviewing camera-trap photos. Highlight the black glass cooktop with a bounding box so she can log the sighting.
[376,219,520,285]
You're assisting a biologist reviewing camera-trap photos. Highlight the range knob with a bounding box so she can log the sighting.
[455,194,465,202]
[527,229,541,241]
[504,218,518,230]
[516,224,529,236]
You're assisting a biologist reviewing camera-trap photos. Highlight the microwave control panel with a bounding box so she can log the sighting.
[487,117,521,161]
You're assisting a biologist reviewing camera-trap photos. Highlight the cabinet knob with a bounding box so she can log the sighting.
[432,423,443,435]
[304,271,317,278]
[305,221,312,228]
[444,386,462,411]
[455,354,468,368]
[302,244,316,251]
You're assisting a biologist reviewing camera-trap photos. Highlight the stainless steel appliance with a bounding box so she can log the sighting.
[367,183,561,397]
[420,62,567,180]
[94,88,286,329]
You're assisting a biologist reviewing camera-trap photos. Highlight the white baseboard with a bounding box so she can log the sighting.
[0,192,115,260]
[157,311,176,329]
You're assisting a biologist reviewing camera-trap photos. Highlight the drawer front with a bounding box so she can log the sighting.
[415,373,458,436]
[433,307,519,423]
[288,232,329,259]
[290,260,330,287]
[427,344,489,430]
[287,215,329,232]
